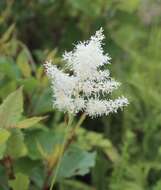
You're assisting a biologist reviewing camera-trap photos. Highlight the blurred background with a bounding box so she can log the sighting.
[0,0,161,190]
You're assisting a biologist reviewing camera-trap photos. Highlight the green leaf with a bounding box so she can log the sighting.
[0,56,20,79]
[0,81,17,100]
[0,129,10,145]
[18,77,39,94]
[32,88,52,114]
[0,144,6,159]
[0,165,8,189]
[0,129,10,159]
[111,25,144,52]
[9,173,29,190]
[6,129,28,158]
[16,116,45,129]
[0,87,23,128]
[30,166,46,188]
[77,128,119,163]
[153,180,161,190]
[58,146,96,178]
[0,24,15,44]
[69,0,108,17]
[17,50,31,78]
[25,130,62,160]
[62,179,93,190]
[116,0,140,13]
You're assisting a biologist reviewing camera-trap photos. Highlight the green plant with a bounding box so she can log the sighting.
[0,0,161,189]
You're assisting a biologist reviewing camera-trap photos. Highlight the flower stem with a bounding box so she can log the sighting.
[75,113,86,131]
[63,113,86,151]
[70,113,86,137]
[49,113,73,190]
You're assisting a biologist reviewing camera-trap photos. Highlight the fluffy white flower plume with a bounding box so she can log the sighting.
[44,28,128,117]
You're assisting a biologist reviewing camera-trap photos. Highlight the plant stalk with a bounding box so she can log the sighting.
[49,113,73,190]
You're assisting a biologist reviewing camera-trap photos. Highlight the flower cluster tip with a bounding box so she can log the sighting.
[44,28,128,117]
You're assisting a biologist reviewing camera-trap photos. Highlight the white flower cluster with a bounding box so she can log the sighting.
[44,28,128,117]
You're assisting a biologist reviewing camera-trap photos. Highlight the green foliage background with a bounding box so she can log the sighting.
[0,0,161,189]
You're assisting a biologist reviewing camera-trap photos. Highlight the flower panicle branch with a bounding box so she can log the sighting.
[44,28,128,117]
